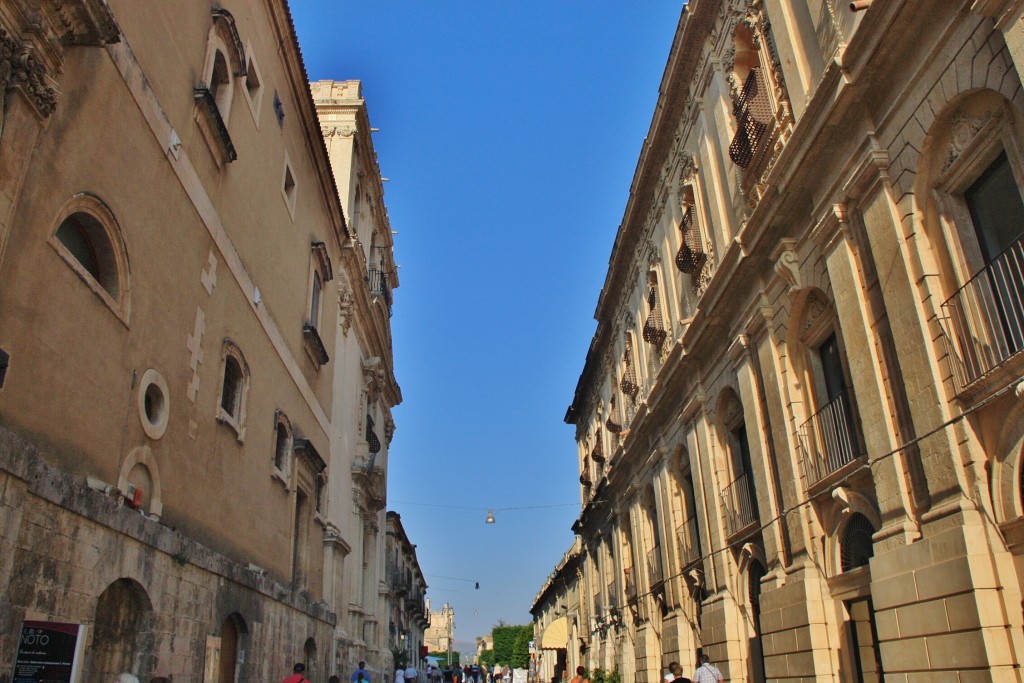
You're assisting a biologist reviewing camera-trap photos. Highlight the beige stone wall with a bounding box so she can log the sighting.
[0,426,335,683]
[549,1,1024,682]
[0,1,399,682]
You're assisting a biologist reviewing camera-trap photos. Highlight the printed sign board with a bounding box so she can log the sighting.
[11,621,86,683]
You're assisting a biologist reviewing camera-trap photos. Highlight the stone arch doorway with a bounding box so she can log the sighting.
[303,638,317,682]
[219,613,248,683]
[87,578,155,683]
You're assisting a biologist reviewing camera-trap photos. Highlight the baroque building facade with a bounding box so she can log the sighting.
[0,3,406,683]
[311,78,404,681]
[536,1,1024,682]
[384,512,429,668]
[424,602,456,662]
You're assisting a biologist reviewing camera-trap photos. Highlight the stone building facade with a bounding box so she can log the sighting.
[310,79,404,681]
[424,602,456,660]
[0,2,403,683]
[384,512,428,668]
[538,1,1024,682]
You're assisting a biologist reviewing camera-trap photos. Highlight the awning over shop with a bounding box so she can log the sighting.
[539,616,568,650]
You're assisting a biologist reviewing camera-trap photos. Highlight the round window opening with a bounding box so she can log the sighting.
[138,369,170,440]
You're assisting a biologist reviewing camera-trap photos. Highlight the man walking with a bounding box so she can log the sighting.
[352,662,371,683]
[692,655,723,683]
[281,664,309,683]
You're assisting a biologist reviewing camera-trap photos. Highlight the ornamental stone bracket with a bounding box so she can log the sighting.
[1,0,119,133]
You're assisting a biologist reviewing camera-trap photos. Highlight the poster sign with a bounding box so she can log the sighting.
[11,621,85,683]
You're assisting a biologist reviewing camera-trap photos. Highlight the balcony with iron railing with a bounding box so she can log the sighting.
[723,471,758,537]
[728,68,773,171]
[646,545,663,588]
[367,267,393,313]
[940,235,1024,393]
[800,388,862,487]
[676,516,701,568]
[623,567,637,600]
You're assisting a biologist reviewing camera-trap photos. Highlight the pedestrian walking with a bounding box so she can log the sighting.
[281,664,309,683]
[667,662,691,683]
[663,662,679,683]
[395,666,406,683]
[352,662,371,683]
[569,667,588,683]
[692,655,723,683]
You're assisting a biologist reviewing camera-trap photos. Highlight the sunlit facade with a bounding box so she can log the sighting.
[0,3,402,683]
[538,1,1024,681]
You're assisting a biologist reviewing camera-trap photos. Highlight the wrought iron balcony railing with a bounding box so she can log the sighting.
[646,545,663,587]
[623,568,637,599]
[728,68,772,169]
[675,206,708,278]
[800,388,861,486]
[676,516,701,568]
[368,267,393,311]
[723,470,758,536]
[940,235,1024,392]
[193,85,237,163]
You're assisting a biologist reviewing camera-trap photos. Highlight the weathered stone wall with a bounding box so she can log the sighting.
[0,426,335,683]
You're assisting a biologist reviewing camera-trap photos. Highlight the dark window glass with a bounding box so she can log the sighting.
[966,151,1024,263]
[818,333,846,403]
[221,357,242,417]
[275,422,289,470]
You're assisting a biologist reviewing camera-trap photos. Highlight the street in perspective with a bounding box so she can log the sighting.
[2,1,1024,683]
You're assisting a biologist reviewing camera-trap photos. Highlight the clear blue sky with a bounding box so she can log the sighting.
[290,1,683,644]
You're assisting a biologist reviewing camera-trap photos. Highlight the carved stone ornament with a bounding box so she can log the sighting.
[337,273,355,334]
[362,356,385,405]
[678,152,697,184]
[384,415,396,446]
[1,27,58,120]
[774,245,801,294]
[943,109,997,173]
[321,125,355,139]
[802,290,830,335]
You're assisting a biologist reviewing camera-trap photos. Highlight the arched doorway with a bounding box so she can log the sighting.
[87,579,155,683]
[218,614,248,683]
[304,638,317,682]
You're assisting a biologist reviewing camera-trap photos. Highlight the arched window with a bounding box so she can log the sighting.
[840,513,876,572]
[50,194,130,321]
[273,411,292,480]
[793,290,863,486]
[718,389,759,536]
[919,91,1024,391]
[218,341,249,439]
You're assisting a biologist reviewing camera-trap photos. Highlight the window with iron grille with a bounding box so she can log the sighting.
[620,338,640,400]
[606,394,622,433]
[643,276,667,351]
[675,204,708,278]
[729,67,772,169]
[366,414,381,453]
[840,513,875,572]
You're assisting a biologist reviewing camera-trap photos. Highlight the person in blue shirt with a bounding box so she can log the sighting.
[351,662,370,683]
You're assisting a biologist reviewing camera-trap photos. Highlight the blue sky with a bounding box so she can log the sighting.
[290,2,683,644]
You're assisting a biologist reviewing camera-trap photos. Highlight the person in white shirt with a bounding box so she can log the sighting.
[663,662,679,683]
[394,668,405,683]
[404,666,419,683]
[692,655,723,683]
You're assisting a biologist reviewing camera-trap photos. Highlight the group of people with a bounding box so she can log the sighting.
[663,655,724,683]
[565,654,723,683]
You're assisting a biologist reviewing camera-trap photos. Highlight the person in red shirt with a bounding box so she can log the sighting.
[282,663,309,683]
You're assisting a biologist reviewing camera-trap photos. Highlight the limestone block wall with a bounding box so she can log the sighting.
[0,426,335,683]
